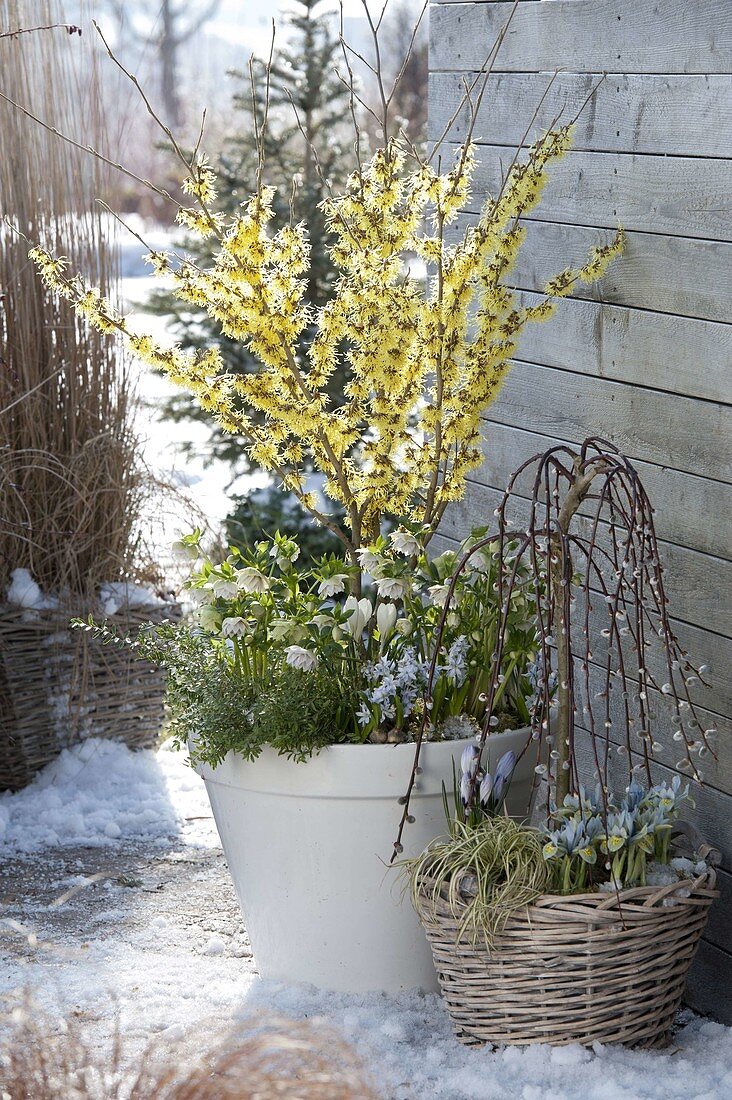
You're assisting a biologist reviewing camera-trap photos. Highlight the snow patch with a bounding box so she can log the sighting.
[98,580,163,616]
[5,567,58,610]
[0,738,216,853]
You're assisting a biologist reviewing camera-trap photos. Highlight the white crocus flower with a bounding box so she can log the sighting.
[318,573,349,598]
[221,616,247,637]
[343,595,373,637]
[376,602,398,643]
[236,567,270,594]
[390,529,421,557]
[212,577,238,599]
[376,575,411,600]
[285,645,318,671]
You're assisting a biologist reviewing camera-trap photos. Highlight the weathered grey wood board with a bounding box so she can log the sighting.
[430,1,732,74]
[686,940,732,1024]
[513,294,730,407]
[429,71,732,158]
[471,420,732,560]
[449,214,732,322]
[481,361,732,483]
[431,0,732,1024]
[450,142,732,241]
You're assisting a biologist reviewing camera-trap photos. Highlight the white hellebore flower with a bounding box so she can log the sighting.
[318,573,349,598]
[285,645,318,672]
[355,547,385,577]
[236,567,270,594]
[269,541,300,567]
[171,538,199,562]
[390,529,421,557]
[376,575,411,600]
[211,577,239,599]
[343,595,373,637]
[269,618,295,641]
[376,602,398,642]
[428,582,451,607]
[221,616,247,638]
[198,604,222,631]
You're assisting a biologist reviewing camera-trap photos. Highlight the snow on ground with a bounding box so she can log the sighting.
[0,739,216,854]
[2,742,732,1099]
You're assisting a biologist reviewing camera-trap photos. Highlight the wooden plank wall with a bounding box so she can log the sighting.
[429,0,732,1021]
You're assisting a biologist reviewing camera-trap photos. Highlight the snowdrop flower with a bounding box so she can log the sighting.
[343,596,373,637]
[285,645,318,672]
[376,575,411,600]
[236,567,270,594]
[212,577,239,599]
[318,573,349,598]
[221,616,247,637]
[376,602,398,643]
[389,529,421,557]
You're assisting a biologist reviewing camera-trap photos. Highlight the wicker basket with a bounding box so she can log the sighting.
[0,599,177,791]
[415,827,719,1049]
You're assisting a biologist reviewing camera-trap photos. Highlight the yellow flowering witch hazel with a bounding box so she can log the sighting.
[31,104,621,569]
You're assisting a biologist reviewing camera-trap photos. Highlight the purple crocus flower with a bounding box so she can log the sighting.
[479,772,494,806]
[460,744,480,777]
[491,750,516,805]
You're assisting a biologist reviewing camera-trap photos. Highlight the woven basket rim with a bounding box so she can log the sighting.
[415,866,718,915]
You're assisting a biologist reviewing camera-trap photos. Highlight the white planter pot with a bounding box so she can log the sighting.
[195,726,538,994]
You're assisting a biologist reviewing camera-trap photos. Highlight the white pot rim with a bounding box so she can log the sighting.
[193,725,535,800]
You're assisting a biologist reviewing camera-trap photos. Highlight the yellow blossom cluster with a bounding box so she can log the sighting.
[30,127,622,556]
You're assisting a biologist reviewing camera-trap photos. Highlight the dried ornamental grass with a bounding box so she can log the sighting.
[0,0,146,599]
[0,1006,377,1099]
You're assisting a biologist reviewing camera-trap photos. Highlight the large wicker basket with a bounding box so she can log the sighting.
[0,599,177,791]
[415,828,719,1049]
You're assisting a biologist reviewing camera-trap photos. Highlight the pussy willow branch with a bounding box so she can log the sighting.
[0,21,81,40]
[391,438,716,861]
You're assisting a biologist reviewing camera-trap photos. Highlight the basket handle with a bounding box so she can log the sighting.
[672,819,721,867]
